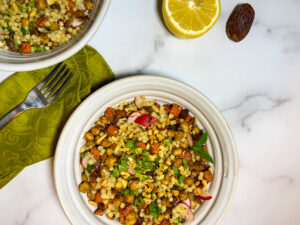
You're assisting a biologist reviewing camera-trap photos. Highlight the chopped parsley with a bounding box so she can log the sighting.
[112,167,119,177]
[172,166,179,176]
[183,159,188,169]
[125,140,137,149]
[149,202,161,219]
[178,174,185,184]
[21,26,27,35]
[87,164,93,173]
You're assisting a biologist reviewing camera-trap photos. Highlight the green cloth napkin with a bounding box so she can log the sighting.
[0,46,114,189]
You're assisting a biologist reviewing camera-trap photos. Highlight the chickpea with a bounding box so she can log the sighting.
[187,192,195,201]
[192,126,200,134]
[100,116,108,124]
[40,34,49,44]
[115,181,123,190]
[85,141,95,147]
[124,194,134,203]
[106,148,113,156]
[161,175,169,186]
[172,148,182,157]
[84,0,93,10]
[81,172,88,182]
[105,156,117,167]
[78,182,90,193]
[175,131,184,141]
[180,122,190,133]
[161,198,170,206]
[184,177,194,186]
[21,18,30,26]
[193,187,202,196]
[173,158,182,168]
[179,192,188,201]
[172,190,179,197]
[101,138,112,148]
[129,180,139,191]
[49,22,58,31]
[113,196,123,208]
[191,163,205,172]
[125,212,136,225]
[84,132,94,141]
[167,130,175,138]
[91,127,100,136]
[36,0,46,10]
[180,139,188,148]
[87,191,94,201]
[100,167,109,178]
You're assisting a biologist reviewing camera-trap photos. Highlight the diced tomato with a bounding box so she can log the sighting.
[170,104,183,118]
[94,208,103,216]
[203,170,213,183]
[115,110,126,117]
[137,142,146,150]
[121,205,133,217]
[95,192,103,203]
[35,16,48,28]
[105,107,115,120]
[90,147,100,160]
[107,125,119,136]
[20,42,31,54]
[150,142,160,154]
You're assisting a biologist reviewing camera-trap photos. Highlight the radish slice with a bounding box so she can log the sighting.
[134,96,155,109]
[176,202,194,222]
[134,114,158,127]
[127,111,142,124]
[81,152,93,169]
[134,114,151,127]
[183,198,191,208]
[187,133,194,147]
[71,18,84,28]
[134,96,143,109]
[199,192,212,200]
[149,116,158,125]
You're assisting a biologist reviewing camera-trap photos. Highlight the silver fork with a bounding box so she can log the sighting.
[0,63,73,130]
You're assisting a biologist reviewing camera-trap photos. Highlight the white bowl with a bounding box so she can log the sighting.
[54,75,238,225]
[0,0,111,71]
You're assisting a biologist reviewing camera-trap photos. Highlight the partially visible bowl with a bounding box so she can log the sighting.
[0,0,111,72]
[54,75,238,225]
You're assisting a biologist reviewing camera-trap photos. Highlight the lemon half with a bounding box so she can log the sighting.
[163,0,221,38]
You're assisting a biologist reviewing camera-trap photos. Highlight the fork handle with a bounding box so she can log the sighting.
[0,103,25,130]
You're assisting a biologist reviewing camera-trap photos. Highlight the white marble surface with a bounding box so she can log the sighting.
[1,0,300,224]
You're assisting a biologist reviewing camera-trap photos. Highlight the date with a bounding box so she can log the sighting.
[226,3,255,42]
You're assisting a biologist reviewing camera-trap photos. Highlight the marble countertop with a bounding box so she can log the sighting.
[1,0,300,224]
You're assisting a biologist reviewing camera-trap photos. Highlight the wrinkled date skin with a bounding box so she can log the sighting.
[226,3,255,42]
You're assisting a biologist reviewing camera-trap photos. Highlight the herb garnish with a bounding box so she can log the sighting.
[190,132,214,163]
[149,202,161,219]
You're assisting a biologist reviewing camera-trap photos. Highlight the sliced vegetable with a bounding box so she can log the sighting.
[134,114,158,127]
[183,198,191,208]
[71,18,84,28]
[81,152,93,169]
[199,191,212,200]
[127,111,142,124]
[176,202,194,222]
[187,133,194,147]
